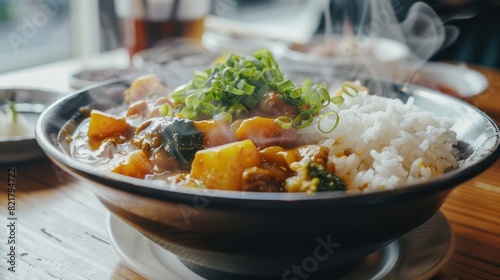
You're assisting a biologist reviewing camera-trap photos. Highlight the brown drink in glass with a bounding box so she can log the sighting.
[115,0,211,57]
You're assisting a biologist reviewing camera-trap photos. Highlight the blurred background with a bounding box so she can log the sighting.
[0,0,499,73]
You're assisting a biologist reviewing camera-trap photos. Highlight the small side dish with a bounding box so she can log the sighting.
[0,101,34,139]
[66,50,458,193]
[1,88,62,163]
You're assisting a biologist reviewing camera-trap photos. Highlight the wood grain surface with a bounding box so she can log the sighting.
[0,63,499,280]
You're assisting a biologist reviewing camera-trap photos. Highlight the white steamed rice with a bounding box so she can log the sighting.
[298,82,459,192]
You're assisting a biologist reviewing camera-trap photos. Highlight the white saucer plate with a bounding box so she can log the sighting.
[107,211,454,280]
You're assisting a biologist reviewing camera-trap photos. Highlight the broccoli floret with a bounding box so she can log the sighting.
[307,162,346,192]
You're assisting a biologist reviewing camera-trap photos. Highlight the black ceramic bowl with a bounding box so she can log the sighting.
[35,73,500,279]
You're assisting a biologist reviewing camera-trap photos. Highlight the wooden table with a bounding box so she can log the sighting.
[1,61,499,280]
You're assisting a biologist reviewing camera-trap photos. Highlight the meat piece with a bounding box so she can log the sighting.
[252,90,300,119]
[241,166,281,192]
[126,100,148,117]
[124,75,170,104]
[147,97,175,119]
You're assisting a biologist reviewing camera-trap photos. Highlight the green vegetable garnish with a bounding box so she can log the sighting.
[318,111,340,134]
[172,49,335,129]
[330,82,362,107]
[159,103,173,117]
[331,95,344,106]
[308,162,346,192]
[8,101,17,123]
[341,83,359,97]
[213,112,232,123]
[274,116,293,129]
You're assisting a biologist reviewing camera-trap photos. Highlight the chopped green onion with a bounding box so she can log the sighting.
[225,85,245,96]
[332,95,344,106]
[276,79,295,93]
[229,53,240,63]
[172,88,188,103]
[283,89,303,106]
[251,71,262,82]
[262,67,277,84]
[342,83,359,97]
[222,68,239,84]
[293,111,314,129]
[256,84,270,99]
[241,60,254,68]
[216,103,228,113]
[180,106,197,119]
[290,88,303,99]
[159,103,173,117]
[213,112,233,122]
[318,111,340,133]
[8,101,17,123]
[226,53,240,67]
[169,49,356,128]
[308,104,323,115]
[274,116,293,129]
[192,71,208,88]
[316,88,330,106]
[212,79,224,89]
[212,89,223,100]
[239,68,250,77]
[199,102,216,117]
[253,49,273,59]
[222,92,241,103]
[301,79,313,94]
[237,79,255,95]
[241,95,259,109]
[239,67,257,78]
[193,76,206,89]
[185,94,200,110]
[194,70,207,79]
[228,103,248,115]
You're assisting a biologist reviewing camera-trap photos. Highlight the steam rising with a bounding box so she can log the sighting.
[375,2,459,62]
[325,0,463,81]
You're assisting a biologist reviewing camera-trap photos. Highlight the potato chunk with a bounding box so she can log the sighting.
[88,110,131,141]
[112,150,153,178]
[193,120,236,148]
[190,139,261,191]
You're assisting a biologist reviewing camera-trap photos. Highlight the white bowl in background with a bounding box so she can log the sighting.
[284,34,410,72]
[403,62,488,99]
[285,35,487,100]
